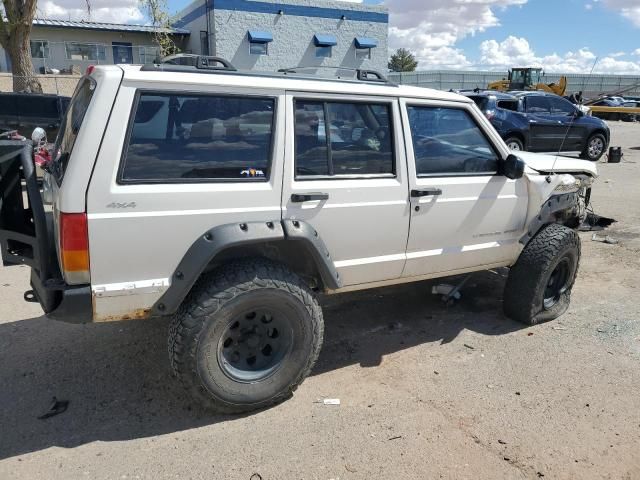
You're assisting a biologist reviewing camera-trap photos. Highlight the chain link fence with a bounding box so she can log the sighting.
[388,70,640,99]
[0,74,80,96]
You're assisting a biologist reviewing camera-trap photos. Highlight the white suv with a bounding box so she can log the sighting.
[0,56,597,413]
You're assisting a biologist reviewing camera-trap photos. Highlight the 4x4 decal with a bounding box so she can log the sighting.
[106,202,137,209]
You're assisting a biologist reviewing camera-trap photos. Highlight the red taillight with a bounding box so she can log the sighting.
[59,212,90,283]
[85,65,95,75]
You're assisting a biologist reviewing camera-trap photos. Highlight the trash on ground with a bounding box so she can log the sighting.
[552,325,567,330]
[388,435,402,441]
[498,439,507,445]
[579,213,616,232]
[432,284,460,299]
[37,397,69,420]
[463,343,475,350]
[323,398,340,405]
[591,233,619,244]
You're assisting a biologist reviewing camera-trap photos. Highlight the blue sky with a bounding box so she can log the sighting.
[40,0,640,73]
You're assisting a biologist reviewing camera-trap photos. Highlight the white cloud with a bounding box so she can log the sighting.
[477,36,640,74]
[387,0,527,68]
[634,48,640,55]
[602,0,640,27]
[37,0,144,24]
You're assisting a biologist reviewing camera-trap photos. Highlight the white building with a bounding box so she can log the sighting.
[173,0,389,73]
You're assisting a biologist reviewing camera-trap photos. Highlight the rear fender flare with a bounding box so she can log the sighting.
[151,219,341,316]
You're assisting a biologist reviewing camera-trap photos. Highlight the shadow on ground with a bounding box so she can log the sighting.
[0,270,525,459]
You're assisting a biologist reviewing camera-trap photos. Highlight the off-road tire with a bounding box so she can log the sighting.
[168,258,324,413]
[504,136,524,151]
[580,133,607,161]
[503,224,580,325]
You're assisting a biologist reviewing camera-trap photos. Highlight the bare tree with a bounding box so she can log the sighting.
[0,0,176,93]
[0,0,43,92]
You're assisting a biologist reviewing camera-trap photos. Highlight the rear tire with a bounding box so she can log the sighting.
[504,224,580,325]
[580,133,606,161]
[168,259,324,413]
[504,136,524,151]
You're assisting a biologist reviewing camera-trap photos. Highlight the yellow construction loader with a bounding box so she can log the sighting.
[488,67,567,96]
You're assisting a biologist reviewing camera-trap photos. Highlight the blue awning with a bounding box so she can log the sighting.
[355,37,377,49]
[313,34,337,47]
[248,30,273,43]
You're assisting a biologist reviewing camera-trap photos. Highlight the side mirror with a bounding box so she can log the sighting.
[503,153,525,180]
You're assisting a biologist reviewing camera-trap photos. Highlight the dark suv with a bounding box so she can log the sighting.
[464,90,610,161]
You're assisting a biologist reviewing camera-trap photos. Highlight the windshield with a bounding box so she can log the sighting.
[51,76,96,184]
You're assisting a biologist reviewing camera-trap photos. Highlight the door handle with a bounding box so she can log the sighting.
[291,192,329,202]
[411,188,442,198]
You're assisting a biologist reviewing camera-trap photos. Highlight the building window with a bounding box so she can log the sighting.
[200,31,210,55]
[139,46,160,64]
[355,48,371,60]
[65,42,106,61]
[316,46,332,58]
[30,40,50,59]
[249,42,268,55]
[247,30,272,56]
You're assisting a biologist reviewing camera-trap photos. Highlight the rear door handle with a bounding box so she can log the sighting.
[291,192,329,202]
[411,188,442,198]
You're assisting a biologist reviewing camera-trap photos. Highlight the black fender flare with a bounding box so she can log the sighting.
[151,219,341,316]
[519,192,579,246]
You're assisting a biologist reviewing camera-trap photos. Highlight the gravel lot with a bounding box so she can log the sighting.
[1,122,639,480]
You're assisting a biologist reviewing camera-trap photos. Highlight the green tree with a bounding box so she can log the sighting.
[0,0,176,93]
[388,48,418,72]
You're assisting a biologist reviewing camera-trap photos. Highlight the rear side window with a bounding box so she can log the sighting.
[52,77,96,184]
[497,100,518,112]
[407,106,498,176]
[294,100,394,178]
[120,92,275,182]
[468,96,488,110]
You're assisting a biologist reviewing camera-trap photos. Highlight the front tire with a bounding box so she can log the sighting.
[168,259,324,413]
[504,224,580,325]
[580,133,607,161]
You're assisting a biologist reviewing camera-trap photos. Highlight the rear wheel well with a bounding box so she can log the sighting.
[203,241,327,291]
[504,131,526,148]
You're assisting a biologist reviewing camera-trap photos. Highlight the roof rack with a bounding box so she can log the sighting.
[139,55,395,86]
[141,54,237,72]
[278,65,394,85]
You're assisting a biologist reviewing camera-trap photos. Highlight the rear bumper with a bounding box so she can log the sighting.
[29,270,92,323]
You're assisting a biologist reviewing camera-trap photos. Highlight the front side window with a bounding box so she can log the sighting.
[549,97,576,115]
[120,93,276,183]
[407,106,499,176]
[525,96,550,113]
[65,42,106,61]
[30,40,49,59]
[294,100,394,177]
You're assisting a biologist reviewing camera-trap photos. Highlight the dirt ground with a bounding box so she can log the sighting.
[1,122,639,480]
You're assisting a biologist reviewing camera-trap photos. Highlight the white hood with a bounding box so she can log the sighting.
[517,151,598,177]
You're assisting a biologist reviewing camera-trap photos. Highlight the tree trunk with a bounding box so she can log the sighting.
[6,26,42,93]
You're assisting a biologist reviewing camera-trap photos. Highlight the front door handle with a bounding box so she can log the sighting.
[291,192,329,202]
[411,188,442,198]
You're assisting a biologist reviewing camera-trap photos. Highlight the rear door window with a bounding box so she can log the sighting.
[407,106,499,176]
[120,92,276,183]
[51,77,96,184]
[294,100,394,178]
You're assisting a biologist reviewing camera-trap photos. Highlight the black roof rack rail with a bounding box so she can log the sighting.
[141,54,237,72]
[278,65,395,85]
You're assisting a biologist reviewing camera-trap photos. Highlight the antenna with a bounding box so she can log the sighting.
[547,98,579,181]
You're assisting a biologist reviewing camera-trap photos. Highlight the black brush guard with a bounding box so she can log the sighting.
[0,140,91,320]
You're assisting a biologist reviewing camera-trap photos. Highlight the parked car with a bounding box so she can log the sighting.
[464,90,610,161]
[621,101,639,122]
[0,92,70,141]
[0,59,598,413]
